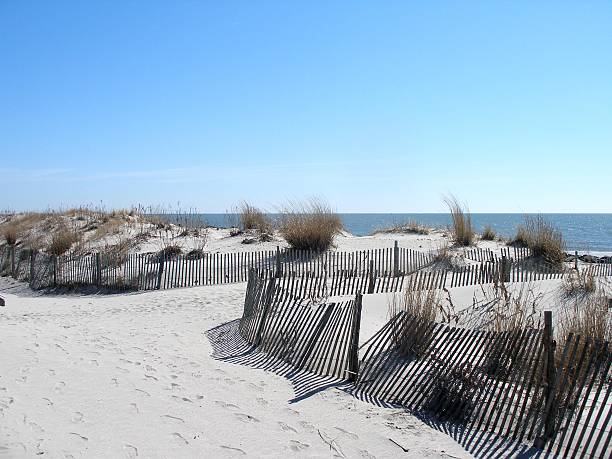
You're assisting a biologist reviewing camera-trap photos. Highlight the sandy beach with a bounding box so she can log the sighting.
[2,223,608,458]
[1,277,479,458]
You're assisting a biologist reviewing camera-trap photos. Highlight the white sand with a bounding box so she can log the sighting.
[0,280,477,459]
[2,221,608,458]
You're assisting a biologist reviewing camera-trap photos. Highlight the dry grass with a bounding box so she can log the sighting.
[511,215,565,265]
[3,224,18,245]
[487,282,540,332]
[431,244,465,271]
[454,282,541,331]
[388,287,442,323]
[279,198,342,252]
[444,195,474,246]
[157,245,182,260]
[563,269,597,296]
[558,290,611,344]
[238,201,272,234]
[481,225,496,241]
[388,287,443,359]
[48,229,80,256]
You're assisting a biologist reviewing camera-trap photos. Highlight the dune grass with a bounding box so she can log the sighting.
[481,225,496,241]
[3,225,18,245]
[444,195,474,246]
[388,287,441,323]
[238,201,272,234]
[48,228,80,256]
[279,198,342,252]
[558,290,610,344]
[563,269,597,296]
[511,215,565,265]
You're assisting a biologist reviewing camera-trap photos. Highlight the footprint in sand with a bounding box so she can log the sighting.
[71,412,84,423]
[161,415,184,423]
[111,378,119,387]
[214,401,239,410]
[0,396,14,409]
[298,421,316,433]
[171,432,189,445]
[234,413,259,423]
[334,427,359,440]
[278,422,298,433]
[288,440,309,452]
[123,444,138,457]
[28,421,44,434]
[69,432,88,443]
[54,381,66,393]
[220,445,246,455]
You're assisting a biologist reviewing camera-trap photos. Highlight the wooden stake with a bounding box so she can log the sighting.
[348,293,363,381]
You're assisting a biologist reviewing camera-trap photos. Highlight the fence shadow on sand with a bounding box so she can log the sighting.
[205,319,353,403]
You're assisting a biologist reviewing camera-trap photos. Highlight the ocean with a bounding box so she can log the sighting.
[177,213,612,254]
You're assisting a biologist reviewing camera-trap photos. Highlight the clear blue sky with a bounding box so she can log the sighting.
[1,1,611,213]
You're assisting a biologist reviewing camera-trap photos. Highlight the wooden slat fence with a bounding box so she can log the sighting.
[1,244,610,292]
[355,312,547,439]
[540,336,611,458]
[239,270,357,379]
[355,312,611,457]
[236,270,611,456]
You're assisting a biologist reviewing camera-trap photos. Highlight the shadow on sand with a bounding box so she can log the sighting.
[206,318,552,459]
[205,319,353,403]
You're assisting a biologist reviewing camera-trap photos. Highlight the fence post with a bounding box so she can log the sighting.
[10,246,15,278]
[29,249,36,287]
[393,240,399,277]
[348,292,363,382]
[574,250,578,271]
[501,255,511,283]
[96,253,102,287]
[535,310,557,448]
[275,246,282,278]
[367,259,375,294]
[156,254,165,290]
[52,255,57,287]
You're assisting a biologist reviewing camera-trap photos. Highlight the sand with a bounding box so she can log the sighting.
[0,279,480,458]
[1,226,609,458]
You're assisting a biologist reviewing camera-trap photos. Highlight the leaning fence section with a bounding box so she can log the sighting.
[354,312,611,458]
[355,312,548,441]
[238,270,359,379]
[543,336,611,458]
[235,269,611,457]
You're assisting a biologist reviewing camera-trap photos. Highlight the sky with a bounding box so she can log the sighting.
[1,1,611,213]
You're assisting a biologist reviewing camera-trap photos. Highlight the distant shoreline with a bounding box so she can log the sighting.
[158,213,612,253]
